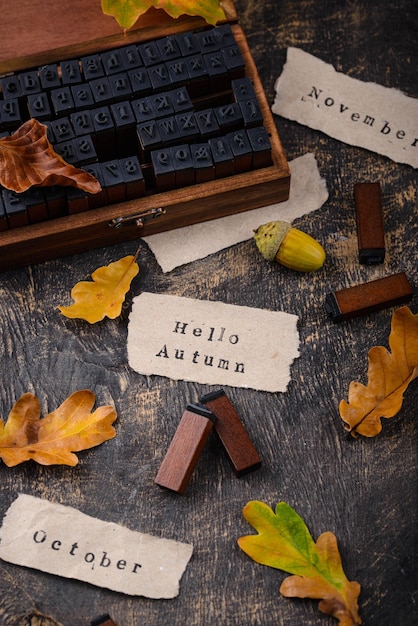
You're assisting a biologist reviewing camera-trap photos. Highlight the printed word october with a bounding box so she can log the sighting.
[33,529,142,573]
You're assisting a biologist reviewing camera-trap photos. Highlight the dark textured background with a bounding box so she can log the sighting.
[0,1,417,624]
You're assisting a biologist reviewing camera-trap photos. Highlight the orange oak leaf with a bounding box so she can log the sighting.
[340,306,418,437]
[0,390,117,467]
[0,118,101,194]
[101,0,226,29]
[58,255,140,323]
[238,501,361,626]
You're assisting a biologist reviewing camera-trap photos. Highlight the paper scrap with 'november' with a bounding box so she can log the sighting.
[273,47,418,168]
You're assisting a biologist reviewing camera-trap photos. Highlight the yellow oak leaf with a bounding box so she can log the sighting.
[58,255,140,323]
[0,390,117,467]
[238,501,361,626]
[0,118,101,194]
[340,306,418,437]
[101,0,226,29]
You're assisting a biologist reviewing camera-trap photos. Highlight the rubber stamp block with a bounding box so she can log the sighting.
[155,403,216,494]
[200,389,261,476]
[354,182,385,264]
[325,272,413,322]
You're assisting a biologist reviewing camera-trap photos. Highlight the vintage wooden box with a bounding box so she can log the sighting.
[0,0,290,270]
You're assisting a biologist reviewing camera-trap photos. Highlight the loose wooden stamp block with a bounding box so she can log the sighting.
[354,181,385,264]
[155,403,216,494]
[91,615,117,626]
[200,389,261,477]
[325,272,413,322]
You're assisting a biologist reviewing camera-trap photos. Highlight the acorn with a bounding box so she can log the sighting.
[253,220,326,272]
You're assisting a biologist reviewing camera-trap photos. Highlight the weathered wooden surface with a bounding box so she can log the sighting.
[0,1,417,625]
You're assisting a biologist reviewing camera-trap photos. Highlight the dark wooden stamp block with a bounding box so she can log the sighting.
[208,136,234,178]
[0,98,23,127]
[325,272,413,322]
[39,64,61,89]
[60,59,82,85]
[120,156,145,199]
[170,144,194,187]
[2,189,29,228]
[247,125,272,168]
[200,389,262,477]
[127,68,153,97]
[91,615,117,626]
[151,148,176,191]
[23,187,48,224]
[354,181,385,264]
[191,143,215,183]
[18,71,42,96]
[51,86,75,115]
[155,403,216,494]
[81,54,105,80]
[101,160,126,204]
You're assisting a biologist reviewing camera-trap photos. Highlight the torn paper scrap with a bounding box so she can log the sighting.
[143,152,328,272]
[128,293,299,393]
[0,494,193,598]
[273,47,418,168]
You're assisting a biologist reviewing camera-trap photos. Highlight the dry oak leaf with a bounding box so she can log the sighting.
[0,390,117,467]
[0,118,101,194]
[238,501,361,626]
[340,306,418,437]
[58,255,140,323]
[102,0,226,29]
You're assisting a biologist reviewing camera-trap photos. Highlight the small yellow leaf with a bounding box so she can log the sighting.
[58,255,140,323]
[0,390,117,467]
[339,306,418,437]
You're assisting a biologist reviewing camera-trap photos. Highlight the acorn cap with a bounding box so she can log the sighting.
[253,220,292,261]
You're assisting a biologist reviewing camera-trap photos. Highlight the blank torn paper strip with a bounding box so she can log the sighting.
[0,494,193,598]
[273,47,418,168]
[143,152,328,272]
[128,293,300,393]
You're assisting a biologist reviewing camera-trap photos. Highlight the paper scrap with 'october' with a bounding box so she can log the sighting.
[143,152,328,272]
[128,293,299,393]
[273,47,418,168]
[0,494,193,598]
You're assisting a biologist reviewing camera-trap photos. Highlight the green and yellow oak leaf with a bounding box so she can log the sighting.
[238,501,361,626]
[340,306,418,437]
[0,118,101,194]
[58,255,139,323]
[0,390,117,467]
[101,0,226,29]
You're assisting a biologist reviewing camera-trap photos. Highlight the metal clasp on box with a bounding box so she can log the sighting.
[109,207,166,229]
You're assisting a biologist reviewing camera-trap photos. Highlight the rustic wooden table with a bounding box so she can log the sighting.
[0,1,417,625]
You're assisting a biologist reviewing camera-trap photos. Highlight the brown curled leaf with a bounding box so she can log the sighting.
[0,118,101,193]
[339,306,418,437]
